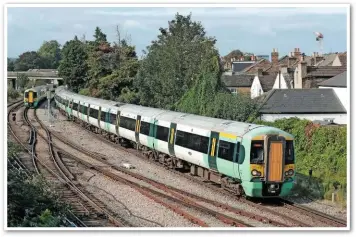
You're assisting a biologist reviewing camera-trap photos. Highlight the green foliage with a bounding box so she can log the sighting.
[7,141,71,227]
[37,40,61,69]
[79,88,90,96]
[135,13,221,109]
[14,51,44,71]
[254,118,347,202]
[7,87,20,100]
[8,58,15,71]
[16,73,30,90]
[58,36,89,93]
[83,26,139,100]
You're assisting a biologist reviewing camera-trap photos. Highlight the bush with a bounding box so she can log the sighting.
[8,88,20,100]
[7,141,72,227]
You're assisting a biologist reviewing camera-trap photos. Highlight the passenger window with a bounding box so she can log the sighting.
[156,125,169,141]
[140,121,150,136]
[100,110,106,122]
[109,113,117,125]
[89,108,98,118]
[250,141,264,164]
[218,140,234,161]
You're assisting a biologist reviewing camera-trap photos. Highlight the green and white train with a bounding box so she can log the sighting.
[54,86,296,198]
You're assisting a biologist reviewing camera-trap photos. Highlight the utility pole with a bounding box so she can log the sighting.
[47,89,51,124]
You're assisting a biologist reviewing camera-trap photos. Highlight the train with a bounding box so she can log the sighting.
[24,84,56,108]
[54,86,295,198]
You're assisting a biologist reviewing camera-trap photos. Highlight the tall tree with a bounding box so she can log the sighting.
[93,26,107,44]
[95,26,139,101]
[58,36,88,92]
[37,40,61,69]
[14,51,44,71]
[7,58,15,71]
[135,13,220,109]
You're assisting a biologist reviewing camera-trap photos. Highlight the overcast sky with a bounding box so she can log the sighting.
[7,6,348,59]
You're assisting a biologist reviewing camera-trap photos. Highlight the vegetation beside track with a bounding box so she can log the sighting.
[7,141,73,227]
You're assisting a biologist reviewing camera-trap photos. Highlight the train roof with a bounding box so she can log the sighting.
[55,86,267,137]
[24,85,49,93]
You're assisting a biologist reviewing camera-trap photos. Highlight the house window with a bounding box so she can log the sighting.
[229,88,237,94]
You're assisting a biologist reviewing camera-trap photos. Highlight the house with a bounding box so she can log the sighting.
[294,62,346,89]
[257,89,347,124]
[318,71,347,113]
[250,70,278,98]
[221,73,255,94]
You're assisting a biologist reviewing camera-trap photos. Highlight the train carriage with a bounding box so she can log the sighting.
[24,84,55,108]
[54,86,295,198]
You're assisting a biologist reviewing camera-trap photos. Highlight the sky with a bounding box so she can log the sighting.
[7,6,348,59]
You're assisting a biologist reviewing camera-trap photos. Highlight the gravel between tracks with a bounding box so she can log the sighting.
[37,106,347,226]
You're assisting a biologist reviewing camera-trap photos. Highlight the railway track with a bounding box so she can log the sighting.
[7,102,126,227]
[34,108,257,227]
[36,107,326,227]
[277,199,347,227]
[51,105,348,228]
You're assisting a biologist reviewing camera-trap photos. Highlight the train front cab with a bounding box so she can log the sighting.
[241,131,295,198]
[24,90,38,108]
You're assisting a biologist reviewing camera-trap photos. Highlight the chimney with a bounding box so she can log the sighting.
[288,55,297,67]
[296,61,307,89]
[313,52,324,65]
[271,48,279,64]
[294,48,301,60]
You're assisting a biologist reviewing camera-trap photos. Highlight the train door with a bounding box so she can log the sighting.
[28,91,34,106]
[168,123,177,157]
[207,131,219,171]
[266,135,285,183]
[135,115,141,144]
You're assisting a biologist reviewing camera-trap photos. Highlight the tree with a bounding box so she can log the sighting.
[135,13,220,109]
[16,73,30,90]
[93,26,107,44]
[14,51,44,71]
[58,36,88,92]
[37,40,61,69]
[7,58,15,71]
[87,26,139,100]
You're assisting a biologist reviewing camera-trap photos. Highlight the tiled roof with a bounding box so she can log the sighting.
[318,71,347,88]
[258,89,346,114]
[243,59,272,74]
[315,53,337,66]
[306,66,346,77]
[221,74,255,87]
[338,53,347,67]
[259,73,277,92]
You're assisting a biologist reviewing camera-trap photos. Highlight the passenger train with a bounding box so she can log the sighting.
[54,86,295,198]
[24,84,56,108]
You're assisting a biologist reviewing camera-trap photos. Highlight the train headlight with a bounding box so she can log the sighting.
[285,171,289,176]
[288,169,294,176]
[251,170,261,176]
